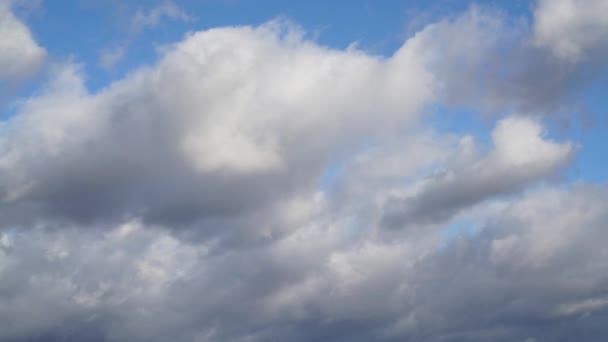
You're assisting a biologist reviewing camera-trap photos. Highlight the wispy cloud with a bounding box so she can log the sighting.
[130,0,194,34]
[98,1,194,70]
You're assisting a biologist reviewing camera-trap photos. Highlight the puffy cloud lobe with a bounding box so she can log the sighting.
[382,116,573,228]
[0,1,45,90]
[534,0,608,62]
[414,4,608,115]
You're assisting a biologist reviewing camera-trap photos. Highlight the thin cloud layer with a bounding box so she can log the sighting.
[130,0,194,34]
[1,1,608,341]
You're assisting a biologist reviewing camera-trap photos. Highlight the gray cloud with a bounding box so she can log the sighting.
[382,116,574,228]
[2,185,608,341]
[533,0,608,62]
[1,1,608,341]
[413,4,608,116]
[0,21,434,244]
[0,1,46,101]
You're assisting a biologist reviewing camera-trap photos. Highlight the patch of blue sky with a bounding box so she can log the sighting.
[426,103,494,148]
[25,1,195,92]
[320,160,344,192]
[319,139,377,192]
[438,217,480,249]
[545,76,608,184]
[438,218,482,249]
[446,218,478,239]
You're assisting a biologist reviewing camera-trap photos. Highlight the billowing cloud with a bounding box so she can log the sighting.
[1,1,608,341]
[533,0,608,62]
[0,1,46,90]
[382,116,574,228]
[413,4,608,115]
[2,184,608,341]
[1,21,433,244]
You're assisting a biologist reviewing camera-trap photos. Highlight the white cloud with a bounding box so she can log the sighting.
[0,20,435,242]
[130,0,194,34]
[1,3,608,342]
[381,116,573,227]
[0,1,45,82]
[534,0,608,62]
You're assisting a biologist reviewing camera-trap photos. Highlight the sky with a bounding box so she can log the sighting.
[1,0,608,341]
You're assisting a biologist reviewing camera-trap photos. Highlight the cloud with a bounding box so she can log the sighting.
[1,3,608,341]
[533,0,608,62]
[413,4,608,115]
[382,116,574,228]
[1,21,434,245]
[2,185,608,341]
[98,1,194,70]
[130,0,194,34]
[0,1,46,94]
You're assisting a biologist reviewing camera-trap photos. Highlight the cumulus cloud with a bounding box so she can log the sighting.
[0,1,46,91]
[533,0,608,62]
[382,116,574,228]
[414,3,608,115]
[1,21,433,244]
[1,2,608,341]
[2,184,608,341]
[130,0,194,34]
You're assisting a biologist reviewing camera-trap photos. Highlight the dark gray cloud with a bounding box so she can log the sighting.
[2,185,608,341]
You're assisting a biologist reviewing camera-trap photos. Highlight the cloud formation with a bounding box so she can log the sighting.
[1,1,608,341]
[0,1,45,97]
[1,21,433,245]
[533,0,608,62]
[382,116,574,228]
[415,4,608,115]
